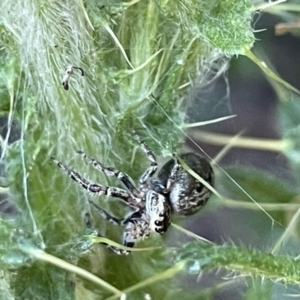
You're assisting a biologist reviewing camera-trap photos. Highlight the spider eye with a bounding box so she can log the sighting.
[155,220,162,226]
[155,227,164,233]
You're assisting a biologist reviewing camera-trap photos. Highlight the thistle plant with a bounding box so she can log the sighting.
[0,0,299,299]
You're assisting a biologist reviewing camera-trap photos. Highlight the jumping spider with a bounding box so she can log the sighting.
[51,132,213,254]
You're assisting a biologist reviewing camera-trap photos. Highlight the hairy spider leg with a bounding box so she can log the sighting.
[51,157,131,203]
[89,200,144,255]
[88,201,130,255]
[163,154,181,193]
[132,131,158,184]
[76,151,142,202]
[88,199,123,226]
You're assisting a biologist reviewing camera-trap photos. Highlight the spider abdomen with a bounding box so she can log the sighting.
[157,153,213,216]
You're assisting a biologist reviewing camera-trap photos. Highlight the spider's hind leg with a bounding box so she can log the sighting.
[76,151,142,201]
[51,157,131,202]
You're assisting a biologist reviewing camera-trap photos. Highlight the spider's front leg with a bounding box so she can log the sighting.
[88,200,123,226]
[103,210,152,255]
[51,157,131,202]
[132,131,158,185]
[88,201,146,255]
[87,200,132,255]
[163,154,181,193]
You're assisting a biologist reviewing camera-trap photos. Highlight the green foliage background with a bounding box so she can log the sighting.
[0,0,300,299]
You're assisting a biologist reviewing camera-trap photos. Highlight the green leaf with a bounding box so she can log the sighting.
[175,241,300,285]
[279,91,300,184]
[219,166,297,204]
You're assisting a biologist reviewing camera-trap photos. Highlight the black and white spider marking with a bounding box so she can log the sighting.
[51,132,213,254]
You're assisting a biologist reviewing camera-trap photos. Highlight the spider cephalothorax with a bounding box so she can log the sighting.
[51,132,213,254]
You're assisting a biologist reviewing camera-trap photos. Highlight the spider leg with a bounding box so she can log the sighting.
[163,154,181,193]
[51,157,131,202]
[94,209,150,255]
[83,202,131,254]
[115,210,152,255]
[88,199,124,226]
[106,223,142,255]
[83,212,93,229]
[90,201,141,255]
[76,151,142,200]
[132,131,158,184]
